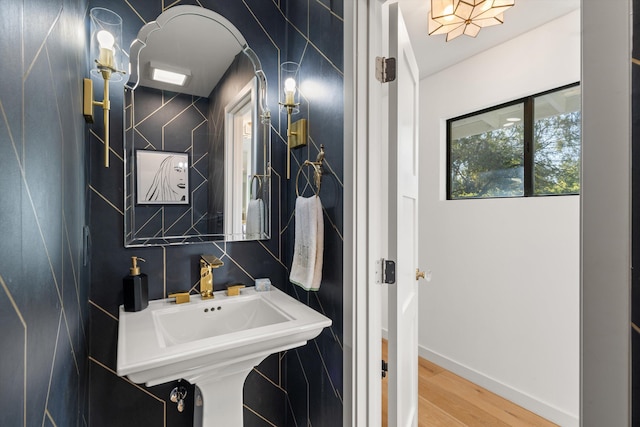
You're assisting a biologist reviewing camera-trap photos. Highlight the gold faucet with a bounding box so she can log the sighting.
[200,255,223,299]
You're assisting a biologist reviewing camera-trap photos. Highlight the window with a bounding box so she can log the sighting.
[447,83,581,199]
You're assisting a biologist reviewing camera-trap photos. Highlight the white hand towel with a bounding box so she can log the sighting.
[245,198,264,239]
[290,195,324,291]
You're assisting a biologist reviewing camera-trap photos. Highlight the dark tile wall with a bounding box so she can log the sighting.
[125,87,211,240]
[633,1,640,423]
[0,0,90,426]
[87,1,343,427]
[281,2,345,425]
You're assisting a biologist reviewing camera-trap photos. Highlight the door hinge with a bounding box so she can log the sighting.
[375,56,396,83]
[382,359,389,379]
[376,258,396,284]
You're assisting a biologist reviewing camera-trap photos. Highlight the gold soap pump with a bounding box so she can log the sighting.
[130,256,144,275]
[123,256,148,312]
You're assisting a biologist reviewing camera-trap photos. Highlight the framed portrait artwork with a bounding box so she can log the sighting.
[136,150,189,205]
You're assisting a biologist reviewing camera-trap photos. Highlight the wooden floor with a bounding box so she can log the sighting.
[381,340,557,426]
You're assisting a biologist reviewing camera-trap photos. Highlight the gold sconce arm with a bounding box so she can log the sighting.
[282,104,308,179]
[83,77,112,167]
[286,105,293,179]
[83,68,124,167]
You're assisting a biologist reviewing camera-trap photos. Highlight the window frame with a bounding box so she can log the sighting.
[446,82,581,200]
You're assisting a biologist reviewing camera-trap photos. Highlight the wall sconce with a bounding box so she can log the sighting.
[280,62,307,179]
[428,0,515,42]
[83,7,126,167]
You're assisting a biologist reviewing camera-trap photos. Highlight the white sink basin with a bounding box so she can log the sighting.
[117,286,331,426]
[153,296,291,347]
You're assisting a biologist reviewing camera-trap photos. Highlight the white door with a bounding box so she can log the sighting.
[224,81,255,236]
[386,2,420,426]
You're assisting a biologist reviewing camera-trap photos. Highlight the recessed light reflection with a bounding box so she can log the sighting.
[506,117,521,122]
[152,68,188,86]
[503,122,514,127]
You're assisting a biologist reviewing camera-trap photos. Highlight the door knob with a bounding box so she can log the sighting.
[416,269,426,280]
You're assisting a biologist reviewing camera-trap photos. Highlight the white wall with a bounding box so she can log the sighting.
[417,10,580,426]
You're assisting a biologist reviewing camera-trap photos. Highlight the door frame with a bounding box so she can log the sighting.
[580,0,631,425]
[343,0,387,425]
[344,0,632,426]
[224,80,255,236]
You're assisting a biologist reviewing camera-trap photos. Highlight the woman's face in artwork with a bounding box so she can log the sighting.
[171,157,187,190]
[170,157,187,195]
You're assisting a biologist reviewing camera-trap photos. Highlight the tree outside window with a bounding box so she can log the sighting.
[448,83,581,200]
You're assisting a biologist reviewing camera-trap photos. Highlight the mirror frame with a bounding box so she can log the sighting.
[123,6,271,247]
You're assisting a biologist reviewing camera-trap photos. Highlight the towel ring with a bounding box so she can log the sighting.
[250,175,262,199]
[296,162,321,197]
[295,145,325,197]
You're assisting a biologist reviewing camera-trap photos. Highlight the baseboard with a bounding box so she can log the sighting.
[417,345,579,427]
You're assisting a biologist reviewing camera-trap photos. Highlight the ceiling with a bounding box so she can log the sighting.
[135,13,243,97]
[397,0,580,79]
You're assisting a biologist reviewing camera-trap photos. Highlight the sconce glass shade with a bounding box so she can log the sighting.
[280,61,300,114]
[428,0,515,42]
[90,7,124,82]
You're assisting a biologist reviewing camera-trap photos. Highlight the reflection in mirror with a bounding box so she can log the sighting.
[123,6,271,247]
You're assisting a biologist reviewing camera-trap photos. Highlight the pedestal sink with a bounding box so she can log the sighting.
[117,286,331,426]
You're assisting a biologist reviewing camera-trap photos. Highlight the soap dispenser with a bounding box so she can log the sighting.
[123,256,148,312]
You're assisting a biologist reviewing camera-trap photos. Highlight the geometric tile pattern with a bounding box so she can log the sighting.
[124,87,211,243]
[0,0,90,426]
[86,0,344,426]
[281,1,345,424]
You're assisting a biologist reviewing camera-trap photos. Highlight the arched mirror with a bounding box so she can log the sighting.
[123,5,271,247]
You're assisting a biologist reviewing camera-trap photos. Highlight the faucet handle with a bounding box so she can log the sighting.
[226,284,245,297]
[169,292,190,304]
